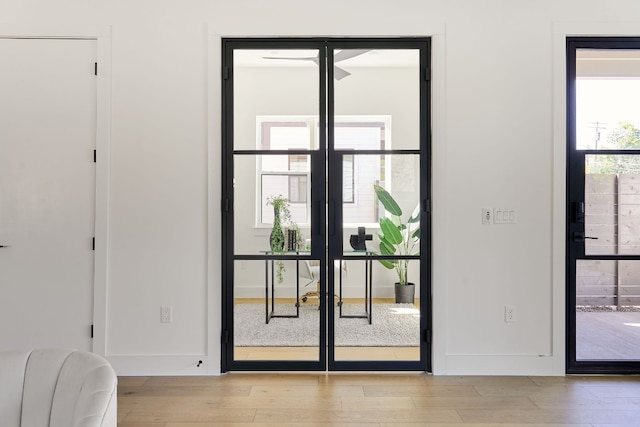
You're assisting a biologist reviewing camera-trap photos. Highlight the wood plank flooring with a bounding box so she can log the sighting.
[118,374,640,426]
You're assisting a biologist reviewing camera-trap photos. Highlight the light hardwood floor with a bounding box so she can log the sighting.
[118,374,640,426]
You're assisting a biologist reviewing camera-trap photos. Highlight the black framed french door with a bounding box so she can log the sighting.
[221,38,431,372]
[567,37,640,374]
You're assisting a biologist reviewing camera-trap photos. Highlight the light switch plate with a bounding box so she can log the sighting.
[482,208,493,224]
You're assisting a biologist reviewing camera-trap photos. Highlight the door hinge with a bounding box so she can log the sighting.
[94,62,98,76]
[423,329,431,343]
[222,198,230,212]
[93,149,96,163]
[424,67,431,81]
[92,237,95,251]
[423,199,431,213]
[91,324,94,338]
[223,67,230,80]
[222,330,230,344]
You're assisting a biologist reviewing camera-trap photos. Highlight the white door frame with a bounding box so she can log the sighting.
[0,25,111,356]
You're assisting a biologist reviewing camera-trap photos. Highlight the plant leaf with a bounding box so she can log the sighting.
[378,258,396,269]
[408,203,421,224]
[379,238,396,255]
[374,184,402,216]
[379,217,402,245]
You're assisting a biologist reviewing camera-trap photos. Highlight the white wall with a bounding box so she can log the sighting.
[4,0,640,375]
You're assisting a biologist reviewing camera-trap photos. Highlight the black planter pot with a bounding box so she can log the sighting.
[394,282,415,304]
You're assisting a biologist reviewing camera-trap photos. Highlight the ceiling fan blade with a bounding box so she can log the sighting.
[262,56,317,61]
[334,49,370,63]
[333,66,351,80]
[262,55,352,80]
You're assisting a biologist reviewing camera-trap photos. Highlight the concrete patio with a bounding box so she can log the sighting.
[577,311,640,360]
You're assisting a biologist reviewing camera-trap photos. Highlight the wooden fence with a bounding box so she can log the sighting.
[577,174,640,307]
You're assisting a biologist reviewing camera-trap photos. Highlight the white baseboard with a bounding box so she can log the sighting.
[442,354,560,376]
[107,354,221,376]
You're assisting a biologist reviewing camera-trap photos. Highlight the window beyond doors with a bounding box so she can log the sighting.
[258,116,390,226]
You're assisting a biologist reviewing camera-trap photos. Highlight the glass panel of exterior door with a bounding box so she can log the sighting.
[576,50,640,151]
[579,154,640,362]
[584,154,640,256]
[576,259,640,360]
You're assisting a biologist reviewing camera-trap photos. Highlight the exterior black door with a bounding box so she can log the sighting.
[567,37,640,374]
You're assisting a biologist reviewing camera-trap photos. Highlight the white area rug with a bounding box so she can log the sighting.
[234,303,420,347]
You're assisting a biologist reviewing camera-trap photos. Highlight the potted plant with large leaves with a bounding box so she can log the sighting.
[373,184,420,303]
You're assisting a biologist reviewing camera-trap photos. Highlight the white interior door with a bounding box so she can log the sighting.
[0,39,97,351]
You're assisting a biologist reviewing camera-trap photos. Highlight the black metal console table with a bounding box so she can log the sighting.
[338,250,374,324]
[263,251,308,324]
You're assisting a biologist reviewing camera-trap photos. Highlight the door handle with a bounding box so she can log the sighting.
[572,232,598,242]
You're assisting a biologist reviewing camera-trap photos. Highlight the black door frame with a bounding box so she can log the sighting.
[566,36,640,374]
[221,37,432,372]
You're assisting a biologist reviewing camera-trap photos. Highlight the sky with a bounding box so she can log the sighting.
[577,79,640,149]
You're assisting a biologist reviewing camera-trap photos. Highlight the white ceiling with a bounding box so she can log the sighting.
[578,49,640,77]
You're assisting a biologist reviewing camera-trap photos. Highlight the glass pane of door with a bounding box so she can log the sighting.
[579,154,640,362]
[335,153,421,363]
[576,260,640,360]
[585,155,640,256]
[233,49,319,151]
[330,46,423,365]
[234,154,312,255]
[228,46,323,367]
[333,49,420,150]
[333,258,421,362]
[233,259,321,361]
[576,49,640,151]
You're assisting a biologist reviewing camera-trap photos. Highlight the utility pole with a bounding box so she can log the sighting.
[588,121,607,150]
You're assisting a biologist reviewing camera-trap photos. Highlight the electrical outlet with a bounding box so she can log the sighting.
[505,305,516,322]
[161,306,172,323]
